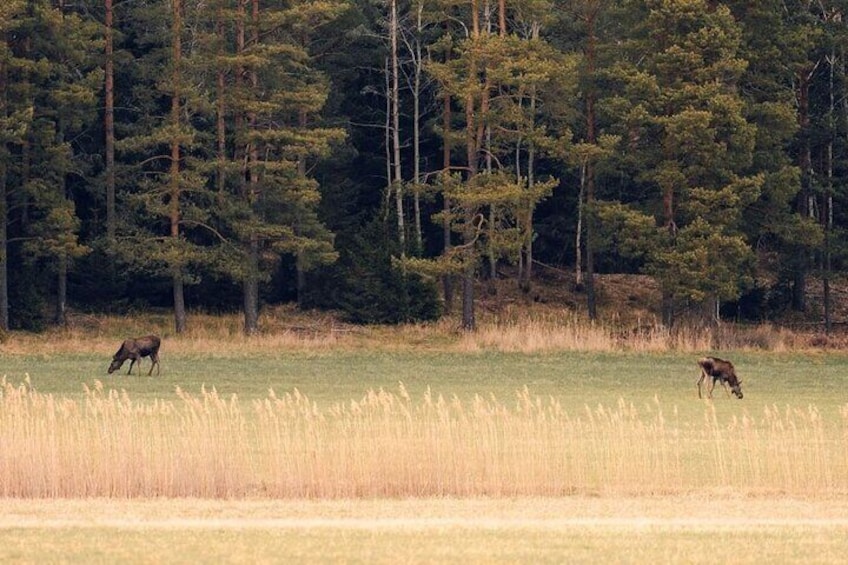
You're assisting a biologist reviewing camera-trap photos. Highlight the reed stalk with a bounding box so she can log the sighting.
[2,378,846,499]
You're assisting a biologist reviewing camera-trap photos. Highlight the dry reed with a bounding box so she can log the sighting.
[0,308,817,357]
[1,378,845,499]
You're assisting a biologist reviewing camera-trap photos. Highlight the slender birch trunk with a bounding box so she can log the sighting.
[390,0,405,253]
[412,3,423,253]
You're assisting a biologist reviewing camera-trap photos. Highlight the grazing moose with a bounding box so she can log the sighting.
[697,356,743,399]
[108,335,161,376]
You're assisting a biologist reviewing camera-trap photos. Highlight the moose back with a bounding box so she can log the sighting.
[108,335,161,376]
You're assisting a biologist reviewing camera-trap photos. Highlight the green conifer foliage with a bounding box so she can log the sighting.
[601,0,763,324]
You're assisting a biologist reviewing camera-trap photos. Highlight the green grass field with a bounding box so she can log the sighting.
[2,349,847,562]
[4,348,847,409]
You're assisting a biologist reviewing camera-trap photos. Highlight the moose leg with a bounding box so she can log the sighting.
[148,353,160,376]
[719,378,731,397]
[697,370,706,399]
[707,376,717,399]
[126,358,136,375]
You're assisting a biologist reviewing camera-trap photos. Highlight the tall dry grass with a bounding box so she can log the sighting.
[1,378,845,499]
[0,307,819,356]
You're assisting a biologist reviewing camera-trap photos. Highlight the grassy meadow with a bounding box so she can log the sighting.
[2,498,847,564]
[1,315,847,561]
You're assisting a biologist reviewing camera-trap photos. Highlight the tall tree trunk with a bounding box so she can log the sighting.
[232,0,252,332]
[498,0,506,35]
[0,174,6,330]
[660,171,675,327]
[575,160,585,288]
[243,0,261,335]
[384,57,392,211]
[485,0,496,284]
[824,49,836,334]
[0,191,6,330]
[461,0,482,331]
[390,0,405,252]
[20,33,31,230]
[462,264,475,330]
[442,89,454,312]
[55,124,69,327]
[296,109,308,308]
[234,0,245,166]
[244,237,260,334]
[105,0,116,245]
[526,89,536,290]
[215,0,226,202]
[0,56,8,331]
[486,126,496,283]
[412,3,423,254]
[170,0,186,333]
[794,67,813,313]
[584,3,599,320]
[520,20,539,294]
[54,253,67,326]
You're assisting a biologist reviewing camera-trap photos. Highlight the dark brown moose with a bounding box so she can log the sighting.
[108,335,161,376]
[697,356,743,399]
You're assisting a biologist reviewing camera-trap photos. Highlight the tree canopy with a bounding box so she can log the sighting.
[3,0,847,332]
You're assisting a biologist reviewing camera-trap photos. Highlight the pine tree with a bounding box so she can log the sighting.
[602,0,763,325]
[724,0,818,318]
[22,1,102,326]
[0,0,100,329]
[213,0,345,334]
[0,0,30,330]
[422,0,562,329]
[116,0,216,333]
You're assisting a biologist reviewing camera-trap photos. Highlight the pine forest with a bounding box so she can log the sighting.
[1,0,846,334]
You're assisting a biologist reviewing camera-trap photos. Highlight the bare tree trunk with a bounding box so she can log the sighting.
[575,160,585,288]
[215,0,226,201]
[0,200,6,330]
[390,0,405,252]
[244,0,261,335]
[244,237,260,334]
[583,2,599,320]
[412,3,423,254]
[55,126,69,327]
[105,0,116,245]
[498,0,506,35]
[486,126,496,283]
[793,67,813,313]
[170,0,186,334]
[520,22,539,293]
[384,57,392,212]
[461,0,482,331]
[55,255,67,326]
[485,1,496,283]
[824,48,836,334]
[0,57,7,330]
[442,90,454,312]
[0,195,6,330]
[234,0,245,166]
[462,264,475,330]
[296,109,308,308]
[440,13,454,312]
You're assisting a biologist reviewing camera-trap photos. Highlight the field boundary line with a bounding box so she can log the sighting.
[3,516,848,531]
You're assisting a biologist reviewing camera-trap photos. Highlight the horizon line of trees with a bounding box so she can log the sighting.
[1,0,847,334]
